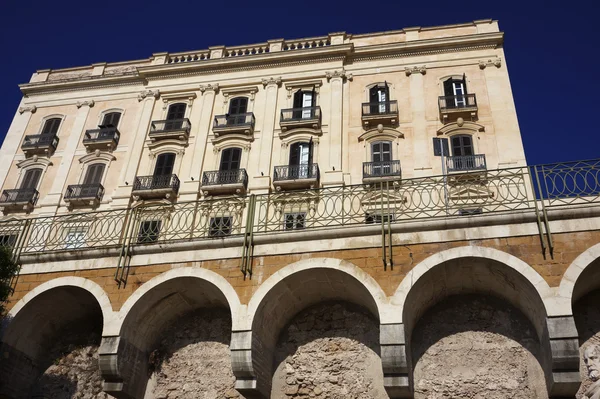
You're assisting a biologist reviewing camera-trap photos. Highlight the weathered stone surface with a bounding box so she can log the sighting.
[148,308,243,399]
[272,301,386,398]
[412,295,548,399]
[574,289,600,399]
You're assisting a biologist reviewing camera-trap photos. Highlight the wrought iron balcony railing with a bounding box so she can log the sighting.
[438,94,477,111]
[21,134,59,152]
[280,107,321,123]
[362,100,399,117]
[83,127,120,146]
[213,113,255,130]
[202,169,248,186]
[446,154,487,172]
[150,119,191,134]
[363,160,402,179]
[274,164,319,181]
[0,188,39,205]
[133,174,180,192]
[64,184,104,201]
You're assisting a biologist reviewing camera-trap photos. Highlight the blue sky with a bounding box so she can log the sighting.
[0,0,597,165]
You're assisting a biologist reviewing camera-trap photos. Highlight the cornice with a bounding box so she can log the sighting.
[20,73,146,97]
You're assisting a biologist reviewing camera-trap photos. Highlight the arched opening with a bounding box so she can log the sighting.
[250,265,386,398]
[402,256,551,398]
[117,276,238,398]
[0,285,104,398]
[572,256,600,398]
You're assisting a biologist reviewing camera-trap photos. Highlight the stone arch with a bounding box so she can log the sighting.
[0,277,111,398]
[560,242,600,306]
[101,267,241,398]
[394,246,553,397]
[243,257,389,398]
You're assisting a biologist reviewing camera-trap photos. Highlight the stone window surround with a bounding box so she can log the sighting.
[96,108,126,129]
[15,156,53,191]
[76,150,116,186]
[284,79,323,108]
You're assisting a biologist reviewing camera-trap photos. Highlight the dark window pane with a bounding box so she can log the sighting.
[42,118,61,135]
[21,168,42,190]
[84,163,105,185]
[154,153,176,176]
[137,220,161,243]
[102,112,121,127]
[209,217,232,237]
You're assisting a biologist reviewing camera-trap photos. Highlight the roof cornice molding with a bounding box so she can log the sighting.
[19,73,146,97]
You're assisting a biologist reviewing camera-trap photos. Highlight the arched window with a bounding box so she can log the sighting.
[443,75,467,108]
[83,163,105,185]
[41,118,61,135]
[153,153,176,177]
[293,89,316,119]
[101,112,121,128]
[164,103,186,130]
[219,147,242,171]
[227,97,248,125]
[369,83,390,114]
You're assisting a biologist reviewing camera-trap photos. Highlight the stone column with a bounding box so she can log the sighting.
[407,67,430,177]
[380,323,411,398]
[39,100,94,214]
[230,330,270,399]
[98,335,148,399]
[0,102,36,191]
[322,70,346,186]
[546,316,581,397]
[112,90,159,207]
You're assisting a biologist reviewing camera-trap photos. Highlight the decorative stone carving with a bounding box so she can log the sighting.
[18,105,37,114]
[325,70,352,82]
[199,83,219,94]
[405,66,426,76]
[76,100,95,109]
[479,58,502,69]
[584,345,600,399]
[261,77,282,87]
[137,89,160,102]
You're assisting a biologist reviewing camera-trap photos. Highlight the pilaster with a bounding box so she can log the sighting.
[546,316,581,397]
[323,70,348,186]
[408,67,430,176]
[98,336,148,399]
[230,330,270,399]
[0,102,35,192]
[380,323,411,398]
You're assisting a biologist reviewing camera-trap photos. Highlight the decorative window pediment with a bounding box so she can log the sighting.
[358,126,404,143]
[436,120,484,136]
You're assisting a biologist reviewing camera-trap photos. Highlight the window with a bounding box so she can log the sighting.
[443,75,467,108]
[371,141,392,176]
[369,83,390,114]
[0,235,17,248]
[365,213,394,224]
[165,103,186,130]
[154,153,176,176]
[292,89,316,119]
[209,217,232,237]
[220,148,242,172]
[84,163,105,185]
[64,229,86,249]
[20,168,42,190]
[285,212,306,230]
[101,112,121,128]
[227,97,248,125]
[41,118,61,135]
[137,220,161,243]
[289,142,313,178]
[451,135,474,157]
[458,208,483,216]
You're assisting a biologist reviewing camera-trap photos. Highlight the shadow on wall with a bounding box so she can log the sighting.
[574,290,600,399]
[411,294,548,399]
[271,301,386,399]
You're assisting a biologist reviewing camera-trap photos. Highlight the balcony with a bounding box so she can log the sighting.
[438,94,478,123]
[148,119,191,142]
[213,113,255,138]
[201,169,248,196]
[362,160,402,184]
[280,107,321,131]
[361,101,398,128]
[132,174,180,201]
[0,188,39,213]
[273,164,319,191]
[21,134,58,157]
[83,127,120,151]
[446,154,487,185]
[64,184,104,208]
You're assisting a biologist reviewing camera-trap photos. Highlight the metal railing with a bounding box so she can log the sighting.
[150,118,191,134]
[0,188,39,205]
[133,174,180,192]
[274,164,319,181]
[65,184,104,201]
[446,155,487,172]
[202,169,248,186]
[361,100,398,117]
[21,134,59,151]
[213,113,255,129]
[438,94,477,111]
[83,127,120,145]
[280,106,321,123]
[1,159,600,262]
[363,161,402,179]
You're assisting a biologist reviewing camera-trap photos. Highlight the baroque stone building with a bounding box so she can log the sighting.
[0,19,599,399]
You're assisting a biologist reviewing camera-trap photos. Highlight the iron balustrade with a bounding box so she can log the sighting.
[133,174,180,192]
[274,164,319,181]
[83,127,120,145]
[363,160,402,179]
[0,188,39,205]
[1,159,599,256]
[438,94,477,111]
[21,134,59,151]
[65,184,105,201]
[280,106,321,122]
[213,113,255,129]
[446,155,487,172]
[150,118,191,134]
[362,100,398,116]
[202,169,248,186]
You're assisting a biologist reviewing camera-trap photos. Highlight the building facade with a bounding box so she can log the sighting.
[0,19,598,399]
